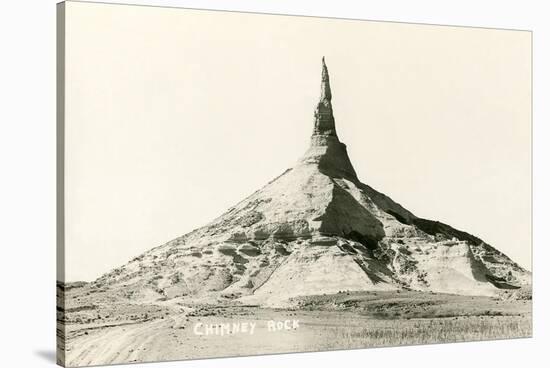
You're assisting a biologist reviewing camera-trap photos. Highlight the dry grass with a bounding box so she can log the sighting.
[316,315,531,349]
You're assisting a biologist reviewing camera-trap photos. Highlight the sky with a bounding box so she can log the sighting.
[62,1,531,281]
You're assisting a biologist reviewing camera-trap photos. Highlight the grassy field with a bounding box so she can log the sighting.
[60,289,532,366]
[288,290,532,350]
[314,315,531,350]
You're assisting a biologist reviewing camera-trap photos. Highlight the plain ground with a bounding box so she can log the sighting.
[59,289,531,367]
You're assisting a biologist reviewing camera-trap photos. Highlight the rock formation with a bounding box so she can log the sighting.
[92,58,530,306]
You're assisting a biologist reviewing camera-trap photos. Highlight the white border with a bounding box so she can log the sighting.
[1,1,548,367]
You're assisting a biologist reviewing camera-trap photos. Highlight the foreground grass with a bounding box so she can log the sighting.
[63,289,532,365]
[316,315,531,349]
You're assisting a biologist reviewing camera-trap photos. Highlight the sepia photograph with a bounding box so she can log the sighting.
[56,1,531,367]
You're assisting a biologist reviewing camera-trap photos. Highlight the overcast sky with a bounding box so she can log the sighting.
[62,2,531,281]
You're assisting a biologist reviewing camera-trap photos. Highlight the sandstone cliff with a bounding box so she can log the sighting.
[91,58,530,306]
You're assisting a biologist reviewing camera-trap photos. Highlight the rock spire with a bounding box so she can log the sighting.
[302,57,357,180]
[313,57,338,138]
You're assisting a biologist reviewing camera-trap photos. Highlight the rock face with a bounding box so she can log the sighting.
[93,58,530,306]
